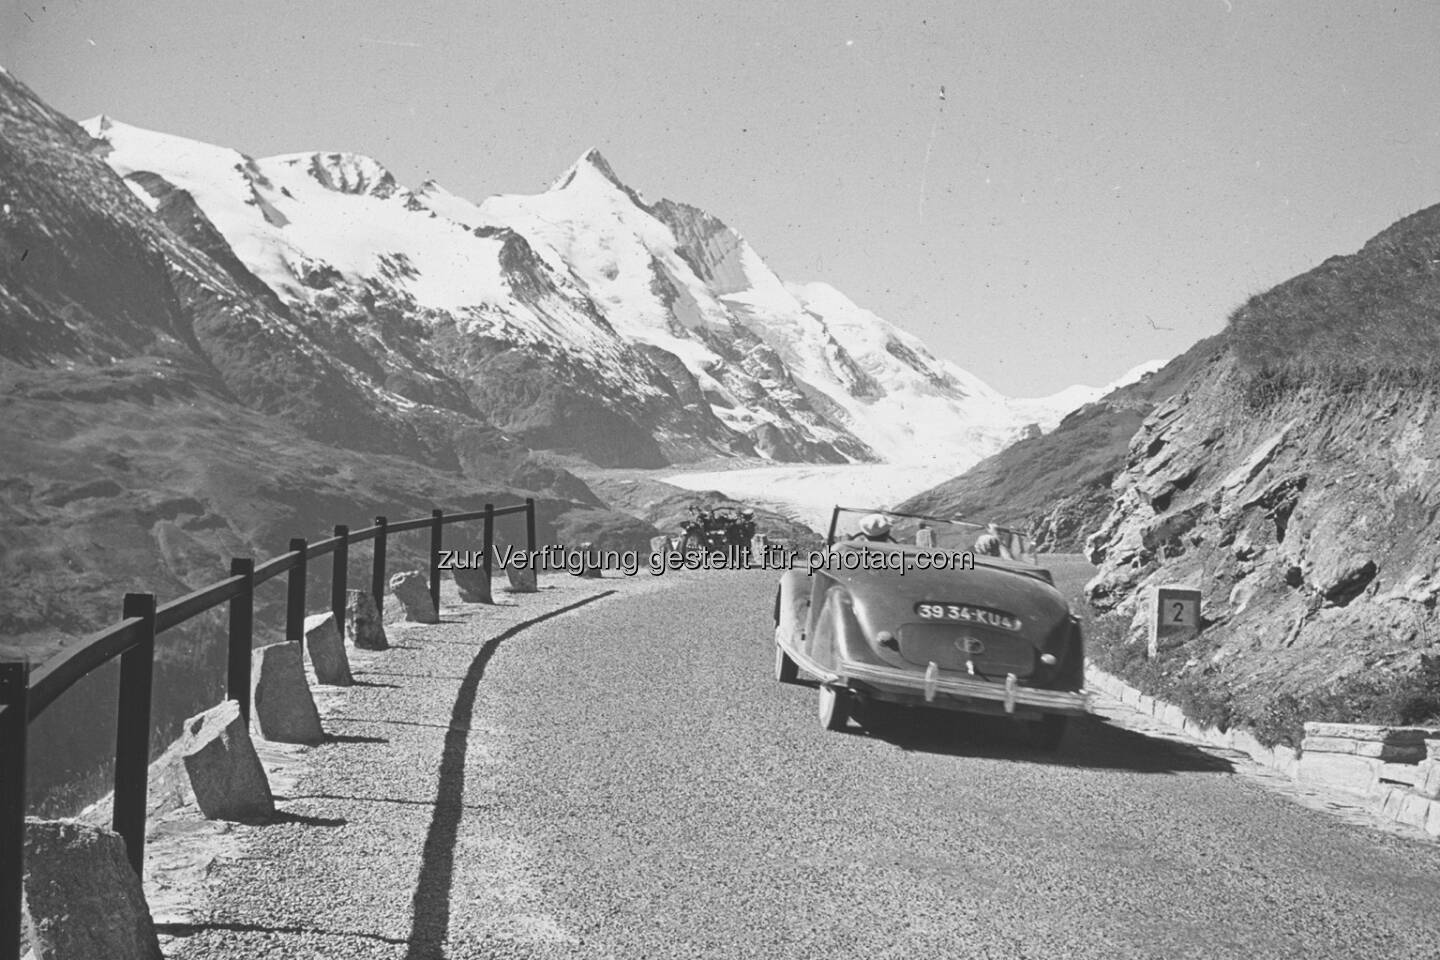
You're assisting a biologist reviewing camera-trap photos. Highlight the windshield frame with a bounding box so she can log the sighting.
[825,505,1033,562]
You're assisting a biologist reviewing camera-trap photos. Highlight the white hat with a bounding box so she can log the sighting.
[859,514,892,537]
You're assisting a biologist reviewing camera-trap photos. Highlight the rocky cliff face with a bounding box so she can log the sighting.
[1084,205,1440,726]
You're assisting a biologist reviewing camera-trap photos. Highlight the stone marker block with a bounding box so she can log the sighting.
[22,818,164,960]
[451,565,493,604]
[390,569,438,622]
[251,642,323,745]
[505,564,538,593]
[576,541,603,578]
[179,700,274,821]
[303,612,353,686]
[1427,800,1440,838]
[1297,751,1381,795]
[1148,584,1202,658]
[344,589,389,649]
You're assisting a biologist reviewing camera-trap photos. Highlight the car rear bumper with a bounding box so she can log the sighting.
[840,658,1090,717]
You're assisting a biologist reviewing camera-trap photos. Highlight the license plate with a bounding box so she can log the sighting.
[914,602,1022,632]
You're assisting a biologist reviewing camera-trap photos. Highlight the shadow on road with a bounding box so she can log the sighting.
[402,590,617,960]
[857,707,1235,774]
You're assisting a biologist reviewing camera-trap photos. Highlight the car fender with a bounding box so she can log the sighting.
[808,587,865,673]
[774,570,811,651]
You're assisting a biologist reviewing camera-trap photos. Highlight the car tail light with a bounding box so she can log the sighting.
[1040,653,1057,666]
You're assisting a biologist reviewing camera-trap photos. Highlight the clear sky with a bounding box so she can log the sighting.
[5,1,1439,395]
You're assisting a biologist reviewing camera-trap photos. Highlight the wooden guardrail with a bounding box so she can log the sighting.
[0,498,537,955]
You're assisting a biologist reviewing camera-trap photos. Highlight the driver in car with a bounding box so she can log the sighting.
[852,513,897,543]
[974,523,1013,560]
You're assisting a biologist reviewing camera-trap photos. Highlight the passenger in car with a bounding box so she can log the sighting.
[852,513,897,543]
[974,523,1013,560]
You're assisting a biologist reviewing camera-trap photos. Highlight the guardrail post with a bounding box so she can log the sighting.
[228,558,254,721]
[113,593,156,876]
[332,524,349,636]
[0,660,28,957]
[483,504,494,581]
[372,516,388,616]
[429,509,443,615]
[286,539,307,646]
[525,498,537,556]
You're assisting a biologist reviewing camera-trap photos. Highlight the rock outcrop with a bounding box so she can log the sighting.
[1085,335,1440,726]
[1074,203,1440,739]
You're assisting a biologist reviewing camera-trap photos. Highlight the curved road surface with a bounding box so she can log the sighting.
[164,570,1440,959]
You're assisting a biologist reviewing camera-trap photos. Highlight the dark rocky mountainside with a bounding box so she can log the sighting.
[899,337,1219,550]
[1083,204,1440,739]
[0,69,650,807]
[0,68,649,651]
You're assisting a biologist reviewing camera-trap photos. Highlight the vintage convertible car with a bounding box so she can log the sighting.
[772,506,1089,748]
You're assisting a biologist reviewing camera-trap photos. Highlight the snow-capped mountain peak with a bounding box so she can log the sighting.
[548,147,641,199]
[80,117,1131,470]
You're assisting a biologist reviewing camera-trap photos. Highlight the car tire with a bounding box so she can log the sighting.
[774,641,799,684]
[818,684,851,731]
[1024,714,1068,751]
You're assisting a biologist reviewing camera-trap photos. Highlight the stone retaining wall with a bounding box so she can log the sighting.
[1084,664,1440,839]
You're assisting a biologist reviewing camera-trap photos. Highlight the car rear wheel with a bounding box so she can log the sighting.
[817,684,851,731]
[1023,714,1068,751]
[774,641,799,684]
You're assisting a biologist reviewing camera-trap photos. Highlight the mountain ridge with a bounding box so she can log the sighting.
[82,114,1136,471]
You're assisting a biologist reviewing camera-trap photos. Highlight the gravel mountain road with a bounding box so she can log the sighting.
[163,569,1440,959]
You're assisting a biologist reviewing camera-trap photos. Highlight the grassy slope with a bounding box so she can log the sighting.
[1228,202,1440,383]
